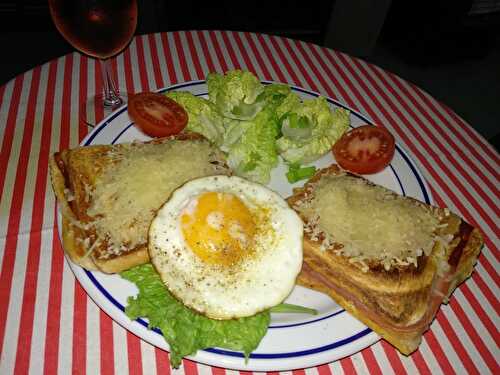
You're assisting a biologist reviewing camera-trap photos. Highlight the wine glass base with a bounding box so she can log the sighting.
[81,92,129,127]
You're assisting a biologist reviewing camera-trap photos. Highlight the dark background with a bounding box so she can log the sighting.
[0,0,499,149]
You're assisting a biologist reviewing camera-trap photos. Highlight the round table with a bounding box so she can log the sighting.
[0,31,498,374]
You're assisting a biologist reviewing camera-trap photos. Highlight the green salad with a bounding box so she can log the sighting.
[166,69,350,184]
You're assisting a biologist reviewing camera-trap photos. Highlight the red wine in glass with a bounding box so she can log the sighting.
[49,0,138,125]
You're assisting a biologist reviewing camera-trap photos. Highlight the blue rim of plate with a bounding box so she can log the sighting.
[80,80,431,360]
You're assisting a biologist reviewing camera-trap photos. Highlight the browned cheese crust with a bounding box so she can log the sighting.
[288,165,484,355]
[49,133,228,273]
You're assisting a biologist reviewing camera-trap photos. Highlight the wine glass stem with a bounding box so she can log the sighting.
[100,58,123,107]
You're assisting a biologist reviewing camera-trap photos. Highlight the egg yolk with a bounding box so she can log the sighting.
[180,192,256,266]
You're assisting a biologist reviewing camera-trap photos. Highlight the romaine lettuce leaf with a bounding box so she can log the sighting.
[223,106,280,184]
[216,82,291,184]
[276,96,350,163]
[259,83,292,113]
[286,163,317,183]
[221,119,254,151]
[206,70,265,120]
[121,264,270,368]
[165,91,226,146]
[276,92,302,118]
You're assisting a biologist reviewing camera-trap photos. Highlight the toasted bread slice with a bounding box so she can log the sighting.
[288,165,483,354]
[50,134,230,273]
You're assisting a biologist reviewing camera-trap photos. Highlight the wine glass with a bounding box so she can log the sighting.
[49,0,138,126]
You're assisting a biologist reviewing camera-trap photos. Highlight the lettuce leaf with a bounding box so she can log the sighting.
[276,96,350,164]
[206,70,265,120]
[165,91,226,146]
[217,83,291,184]
[223,106,280,184]
[259,83,292,113]
[121,264,270,368]
[286,163,317,183]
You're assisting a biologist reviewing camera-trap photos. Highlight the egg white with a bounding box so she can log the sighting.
[148,175,303,319]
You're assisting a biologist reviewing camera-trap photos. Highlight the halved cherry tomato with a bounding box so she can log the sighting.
[128,92,188,137]
[332,125,395,174]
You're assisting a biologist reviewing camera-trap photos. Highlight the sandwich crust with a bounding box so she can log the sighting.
[50,133,230,273]
[288,165,483,354]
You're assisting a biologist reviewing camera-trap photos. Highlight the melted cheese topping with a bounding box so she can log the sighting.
[295,174,440,270]
[85,140,228,258]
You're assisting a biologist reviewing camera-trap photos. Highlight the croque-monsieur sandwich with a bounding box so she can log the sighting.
[49,134,230,273]
[288,165,483,354]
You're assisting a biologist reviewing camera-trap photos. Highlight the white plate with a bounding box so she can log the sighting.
[64,81,432,371]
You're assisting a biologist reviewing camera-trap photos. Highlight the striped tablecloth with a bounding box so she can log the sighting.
[0,31,498,374]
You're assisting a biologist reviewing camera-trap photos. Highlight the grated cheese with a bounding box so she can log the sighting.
[85,140,228,258]
[64,188,75,202]
[295,174,440,270]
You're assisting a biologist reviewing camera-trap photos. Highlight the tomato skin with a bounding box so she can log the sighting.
[332,125,395,174]
[128,92,188,138]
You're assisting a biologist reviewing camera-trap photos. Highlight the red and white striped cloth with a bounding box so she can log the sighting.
[0,31,498,374]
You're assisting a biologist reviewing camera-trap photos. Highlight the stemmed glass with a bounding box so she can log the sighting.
[48,0,138,125]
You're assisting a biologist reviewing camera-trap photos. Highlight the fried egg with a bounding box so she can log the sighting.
[148,175,303,319]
